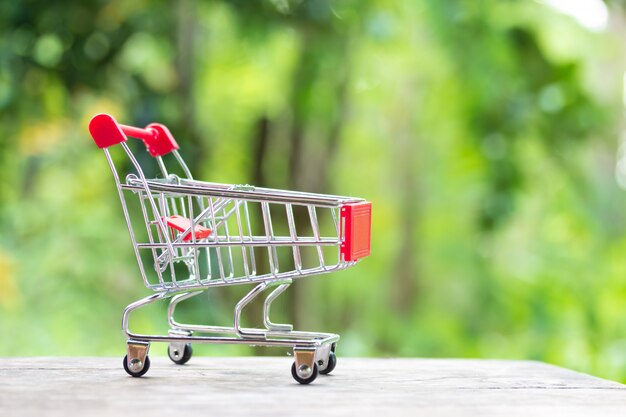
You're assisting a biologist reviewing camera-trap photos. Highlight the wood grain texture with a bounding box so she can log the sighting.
[0,357,625,417]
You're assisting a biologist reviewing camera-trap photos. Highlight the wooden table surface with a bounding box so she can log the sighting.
[1,357,625,416]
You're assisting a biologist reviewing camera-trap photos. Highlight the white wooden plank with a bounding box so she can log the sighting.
[0,357,624,417]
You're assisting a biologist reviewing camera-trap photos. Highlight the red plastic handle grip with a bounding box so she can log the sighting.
[89,113,179,157]
[119,124,153,142]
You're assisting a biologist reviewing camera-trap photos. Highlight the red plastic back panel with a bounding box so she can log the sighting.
[89,114,127,149]
[164,215,212,241]
[340,202,372,262]
[145,123,179,157]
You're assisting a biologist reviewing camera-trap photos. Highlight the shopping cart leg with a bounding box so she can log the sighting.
[121,292,169,377]
[234,282,267,339]
[166,291,201,365]
[167,291,203,331]
[263,280,293,332]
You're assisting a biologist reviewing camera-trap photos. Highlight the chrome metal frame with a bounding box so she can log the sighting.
[104,140,362,380]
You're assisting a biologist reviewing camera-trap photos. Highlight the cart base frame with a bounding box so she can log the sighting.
[122,280,339,384]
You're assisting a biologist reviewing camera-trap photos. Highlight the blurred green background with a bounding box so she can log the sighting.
[3,0,626,382]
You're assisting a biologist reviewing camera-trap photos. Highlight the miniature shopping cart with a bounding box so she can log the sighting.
[88,113,372,384]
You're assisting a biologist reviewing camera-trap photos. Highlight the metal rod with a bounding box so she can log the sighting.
[234,283,267,339]
[263,281,293,332]
[286,204,302,272]
[308,206,326,269]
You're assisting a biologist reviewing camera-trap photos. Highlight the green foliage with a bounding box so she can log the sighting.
[2,0,626,382]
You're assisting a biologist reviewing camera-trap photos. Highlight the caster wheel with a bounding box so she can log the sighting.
[319,351,336,375]
[123,354,150,377]
[168,343,193,365]
[291,361,319,385]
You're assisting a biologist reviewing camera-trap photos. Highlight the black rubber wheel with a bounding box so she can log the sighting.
[168,343,193,365]
[319,351,337,375]
[291,361,319,385]
[123,354,150,377]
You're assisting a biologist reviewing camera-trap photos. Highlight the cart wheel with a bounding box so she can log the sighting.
[123,354,150,377]
[319,351,337,375]
[168,343,193,365]
[291,361,319,385]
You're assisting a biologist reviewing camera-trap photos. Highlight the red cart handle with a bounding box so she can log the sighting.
[89,113,179,157]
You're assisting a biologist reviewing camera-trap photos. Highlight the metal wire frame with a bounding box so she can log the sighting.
[103,138,360,376]
[108,144,361,292]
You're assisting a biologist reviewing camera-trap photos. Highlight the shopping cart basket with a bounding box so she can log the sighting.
[88,113,372,384]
